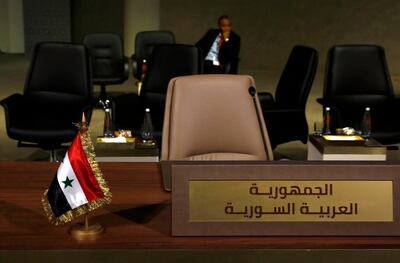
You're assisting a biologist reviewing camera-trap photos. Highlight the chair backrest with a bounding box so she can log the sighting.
[135,31,175,60]
[161,75,273,161]
[324,45,394,106]
[274,45,318,108]
[141,44,202,131]
[24,42,92,104]
[83,33,125,81]
[142,44,202,95]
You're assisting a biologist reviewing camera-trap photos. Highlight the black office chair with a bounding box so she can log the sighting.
[113,44,202,141]
[318,44,400,144]
[258,45,318,149]
[131,31,175,81]
[83,33,129,101]
[0,42,94,158]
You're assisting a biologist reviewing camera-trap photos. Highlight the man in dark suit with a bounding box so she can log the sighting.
[196,15,240,74]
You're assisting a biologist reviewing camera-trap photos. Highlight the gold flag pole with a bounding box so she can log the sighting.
[85,214,89,229]
[81,112,88,132]
[69,113,105,240]
[69,214,104,240]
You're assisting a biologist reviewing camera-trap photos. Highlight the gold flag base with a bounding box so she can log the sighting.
[69,215,104,240]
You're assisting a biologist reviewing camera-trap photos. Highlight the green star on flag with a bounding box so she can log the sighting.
[62,176,74,189]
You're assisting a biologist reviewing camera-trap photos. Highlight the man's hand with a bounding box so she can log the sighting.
[222,31,231,41]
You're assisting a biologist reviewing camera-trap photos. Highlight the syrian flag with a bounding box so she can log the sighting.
[42,127,111,225]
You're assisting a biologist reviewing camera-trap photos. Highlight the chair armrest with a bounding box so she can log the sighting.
[263,108,304,114]
[224,62,231,74]
[131,54,140,80]
[391,97,400,105]
[257,92,275,110]
[316,97,325,106]
[262,109,306,123]
[262,109,307,127]
[123,56,130,80]
[0,93,24,128]
[372,97,400,112]
[112,93,144,131]
[223,60,239,74]
[262,109,309,148]
[0,93,24,112]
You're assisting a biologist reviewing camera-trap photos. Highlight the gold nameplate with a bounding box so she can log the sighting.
[189,180,393,222]
[171,162,400,236]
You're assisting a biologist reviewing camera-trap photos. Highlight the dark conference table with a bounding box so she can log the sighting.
[1,161,400,250]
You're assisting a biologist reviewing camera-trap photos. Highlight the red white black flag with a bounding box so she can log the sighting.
[42,127,111,225]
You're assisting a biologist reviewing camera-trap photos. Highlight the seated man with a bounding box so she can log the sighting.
[196,15,240,74]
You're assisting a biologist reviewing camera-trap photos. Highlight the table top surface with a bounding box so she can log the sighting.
[1,161,400,250]
[309,135,386,155]
[95,140,159,157]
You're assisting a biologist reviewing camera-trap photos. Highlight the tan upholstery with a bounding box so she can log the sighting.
[161,75,273,161]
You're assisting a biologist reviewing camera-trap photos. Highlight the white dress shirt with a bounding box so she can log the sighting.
[205,33,222,66]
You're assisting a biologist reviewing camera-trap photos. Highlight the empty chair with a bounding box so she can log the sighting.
[161,75,273,161]
[113,44,202,140]
[0,42,94,155]
[131,31,175,81]
[319,45,400,144]
[83,33,129,101]
[258,45,318,149]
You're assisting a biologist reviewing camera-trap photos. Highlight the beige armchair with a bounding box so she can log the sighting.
[161,75,273,161]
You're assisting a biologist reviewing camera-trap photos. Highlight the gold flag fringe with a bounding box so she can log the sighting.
[41,125,112,226]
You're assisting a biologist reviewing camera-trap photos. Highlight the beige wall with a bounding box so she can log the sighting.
[0,0,24,53]
[0,0,9,52]
[8,0,24,53]
[160,0,400,91]
[124,0,160,55]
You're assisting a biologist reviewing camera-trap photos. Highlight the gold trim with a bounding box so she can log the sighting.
[188,180,393,222]
[42,124,112,226]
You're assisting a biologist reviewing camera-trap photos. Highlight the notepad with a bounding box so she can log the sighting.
[96,137,136,144]
[322,135,364,141]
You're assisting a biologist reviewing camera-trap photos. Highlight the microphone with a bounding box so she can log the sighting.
[248,86,257,97]
[248,86,270,159]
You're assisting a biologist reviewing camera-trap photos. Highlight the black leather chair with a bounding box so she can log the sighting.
[131,31,175,81]
[0,42,94,154]
[318,45,400,144]
[113,44,202,141]
[258,45,318,149]
[83,33,129,101]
